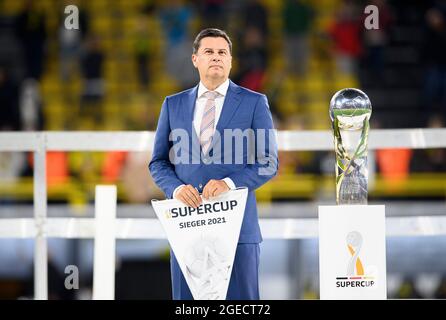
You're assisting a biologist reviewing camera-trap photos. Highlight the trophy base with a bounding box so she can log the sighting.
[337,176,368,205]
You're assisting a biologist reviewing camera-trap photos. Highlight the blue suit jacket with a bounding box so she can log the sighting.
[149,80,278,243]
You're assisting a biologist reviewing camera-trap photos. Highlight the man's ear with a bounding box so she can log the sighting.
[191,54,197,68]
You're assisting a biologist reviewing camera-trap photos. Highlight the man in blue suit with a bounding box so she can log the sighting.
[149,28,278,300]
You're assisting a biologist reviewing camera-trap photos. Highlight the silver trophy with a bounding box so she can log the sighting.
[329,88,372,205]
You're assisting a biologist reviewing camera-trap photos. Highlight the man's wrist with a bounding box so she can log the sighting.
[222,178,236,190]
[172,184,185,199]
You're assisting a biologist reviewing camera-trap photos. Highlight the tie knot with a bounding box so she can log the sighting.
[204,91,218,100]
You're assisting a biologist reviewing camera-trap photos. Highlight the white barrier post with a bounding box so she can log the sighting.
[93,185,117,300]
[34,133,48,300]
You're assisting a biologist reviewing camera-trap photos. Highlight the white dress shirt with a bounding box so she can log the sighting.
[173,79,236,199]
[193,79,229,139]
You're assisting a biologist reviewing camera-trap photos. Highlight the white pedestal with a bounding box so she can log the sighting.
[318,205,387,300]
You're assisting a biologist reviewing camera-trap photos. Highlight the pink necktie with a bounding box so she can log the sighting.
[200,91,218,153]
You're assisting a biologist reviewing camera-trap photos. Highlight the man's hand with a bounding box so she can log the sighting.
[202,179,230,200]
[174,185,202,208]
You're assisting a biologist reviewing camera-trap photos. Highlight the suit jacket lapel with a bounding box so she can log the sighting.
[183,85,199,145]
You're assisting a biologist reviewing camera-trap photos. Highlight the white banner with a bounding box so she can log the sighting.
[318,205,387,300]
[151,188,248,300]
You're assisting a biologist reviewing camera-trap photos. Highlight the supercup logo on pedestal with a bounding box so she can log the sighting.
[152,188,248,300]
[335,231,376,289]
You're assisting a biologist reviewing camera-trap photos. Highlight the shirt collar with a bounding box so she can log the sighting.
[197,79,230,99]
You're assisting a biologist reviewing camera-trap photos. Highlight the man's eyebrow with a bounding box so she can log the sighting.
[203,48,228,51]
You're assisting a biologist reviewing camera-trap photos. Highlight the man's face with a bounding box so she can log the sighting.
[192,37,232,83]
